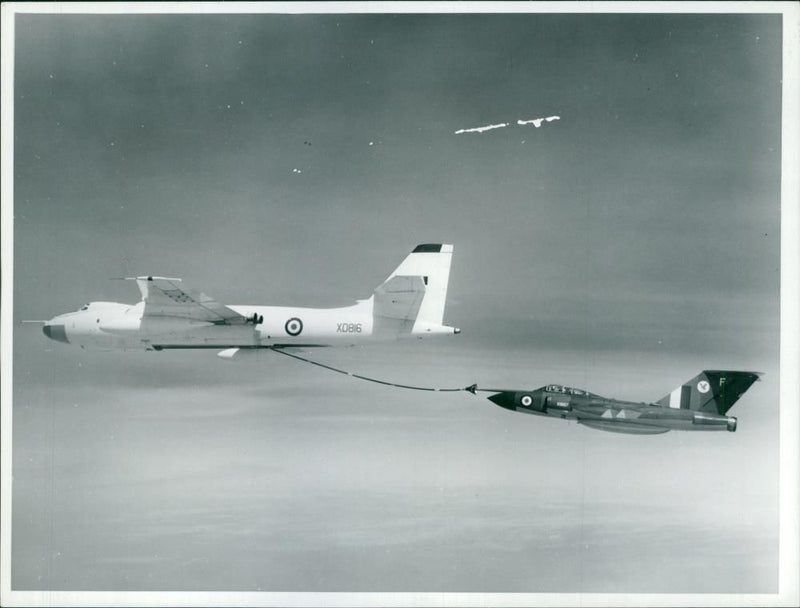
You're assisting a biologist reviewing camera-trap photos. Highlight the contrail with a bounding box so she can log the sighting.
[517,115,561,127]
[456,115,560,134]
[518,118,545,128]
[454,123,509,134]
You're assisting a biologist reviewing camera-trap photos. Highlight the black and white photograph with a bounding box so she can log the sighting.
[1,2,798,606]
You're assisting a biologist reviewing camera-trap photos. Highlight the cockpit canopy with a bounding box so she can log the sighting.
[76,301,128,312]
[539,384,595,397]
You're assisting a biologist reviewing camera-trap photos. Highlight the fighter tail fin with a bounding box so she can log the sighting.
[655,370,762,414]
[372,244,457,335]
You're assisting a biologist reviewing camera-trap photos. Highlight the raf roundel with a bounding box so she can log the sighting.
[520,394,533,407]
[697,380,711,394]
[284,317,303,336]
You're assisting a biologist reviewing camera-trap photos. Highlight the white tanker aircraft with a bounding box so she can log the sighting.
[39,244,460,358]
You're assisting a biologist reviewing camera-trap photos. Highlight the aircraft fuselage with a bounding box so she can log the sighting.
[40,244,460,353]
[43,299,458,352]
[487,385,740,434]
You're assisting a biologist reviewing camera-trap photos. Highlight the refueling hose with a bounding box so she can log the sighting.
[270,347,478,393]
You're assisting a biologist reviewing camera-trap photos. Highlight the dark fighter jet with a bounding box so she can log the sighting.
[479,370,761,434]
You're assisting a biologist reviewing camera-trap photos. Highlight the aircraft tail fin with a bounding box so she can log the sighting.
[655,370,762,414]
[372,244,458,335]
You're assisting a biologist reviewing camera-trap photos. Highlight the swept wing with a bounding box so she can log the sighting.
[129,276,246,324]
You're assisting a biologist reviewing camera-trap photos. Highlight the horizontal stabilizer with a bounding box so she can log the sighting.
[374,276,426,319]
[373,275,425,335]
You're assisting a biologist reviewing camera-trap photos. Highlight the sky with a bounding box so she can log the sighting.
[3,7,789,602]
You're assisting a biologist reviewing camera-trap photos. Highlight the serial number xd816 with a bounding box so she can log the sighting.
[336,322,362,333]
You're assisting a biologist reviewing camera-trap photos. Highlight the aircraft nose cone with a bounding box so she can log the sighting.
[487,392,516,411]
[43,323,69,343]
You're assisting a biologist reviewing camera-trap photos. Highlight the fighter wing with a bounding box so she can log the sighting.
[130,276,247,324]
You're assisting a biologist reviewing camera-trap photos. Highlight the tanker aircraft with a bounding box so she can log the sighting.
[38,244,459,358]
[481,370,761,434]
